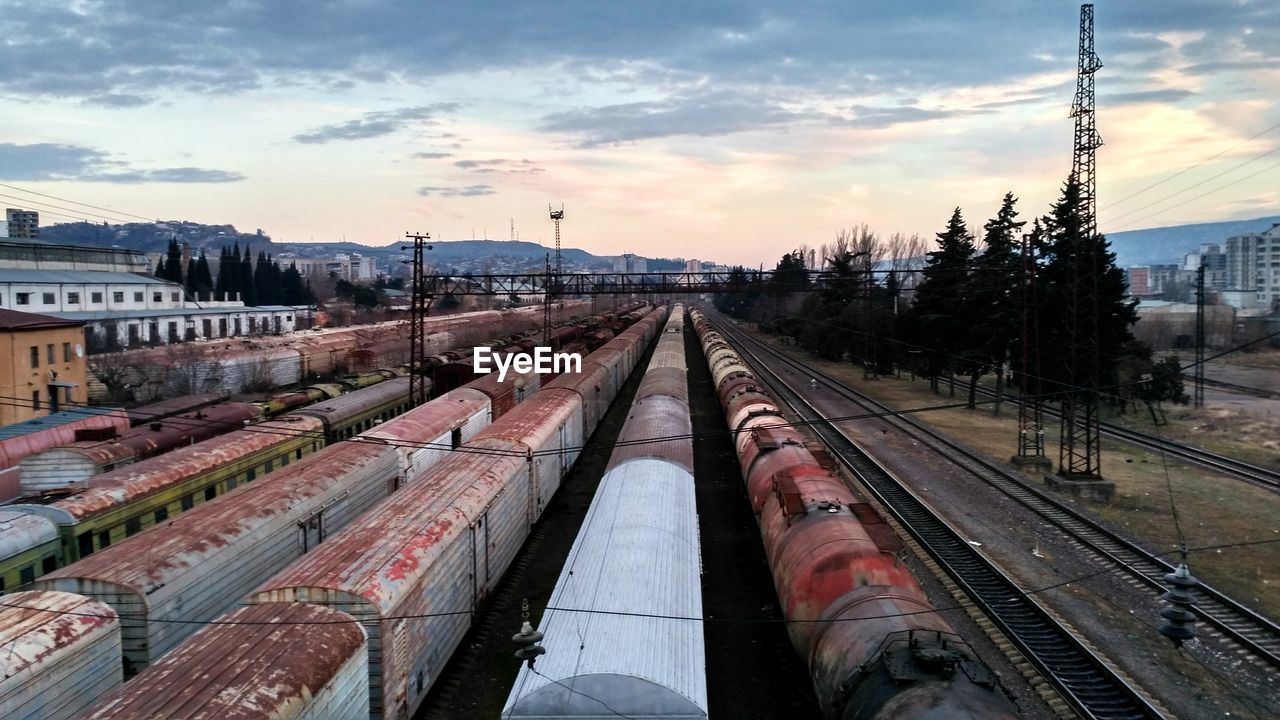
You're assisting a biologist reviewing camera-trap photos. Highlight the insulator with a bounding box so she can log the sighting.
[512,600,546,667]
[1158,563,1200,647]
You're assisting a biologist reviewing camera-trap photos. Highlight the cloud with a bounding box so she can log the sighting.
[0,143,245,183]
[452,158,544,174]
[540,92,811,146]
[1103,88,1195,104]
[82,93,152,108]
[412,152,454,159]
[839,104,964,129]
[293,104,459,144]
[416,184,496,197]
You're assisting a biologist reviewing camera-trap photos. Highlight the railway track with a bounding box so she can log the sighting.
[967,382,1280,493]
[713,318,1280,677]
[709,317,1167,720]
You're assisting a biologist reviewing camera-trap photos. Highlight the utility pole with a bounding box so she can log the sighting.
[1014,231,1050,469]
[402,232,433,407]
[1059,2,1105,481]
[1194,263,1206,408]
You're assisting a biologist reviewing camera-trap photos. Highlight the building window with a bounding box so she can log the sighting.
[125,518,141,536]
[16,293,30,305]
[67,292,80,304]
[128,324,140,345]
[168,321,178,342]
[154,507,168,524]
[112,291,124,303]
[171,292,179,302]
[153,291,162,302]
[63,342,71,362]
[30,346,39,368]
[31,390,39,410]
[133,291,143,303]
[42,292,55,304]
[202,319,212,337]
[46,344,55,364]
[91,291,103,303]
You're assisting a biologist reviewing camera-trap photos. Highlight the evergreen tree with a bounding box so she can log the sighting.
[193,253,214,301]
[214,246,230,301]
[901,207,976,391]
[962,192,1025,407]
[281,263,312,305]
[240,246,256,306]
[1037,179,1138,401]
[184,257,198,297]
[155,257,166,278]
[165,238,183,283]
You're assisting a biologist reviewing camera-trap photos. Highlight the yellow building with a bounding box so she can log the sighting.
[0,309,88,427]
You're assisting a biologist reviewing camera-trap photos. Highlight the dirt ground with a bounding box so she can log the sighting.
[742,324,1280,720]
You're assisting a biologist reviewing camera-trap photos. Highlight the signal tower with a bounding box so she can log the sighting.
[1059,2,1105,480]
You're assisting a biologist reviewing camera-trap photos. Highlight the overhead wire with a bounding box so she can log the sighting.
[1099,120,1280,212]
[1100,144,1280,227]
[1106,159,1280,233]
[0,181,156,223]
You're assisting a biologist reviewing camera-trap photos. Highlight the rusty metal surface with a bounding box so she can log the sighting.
[0,590,121,720]
[291,377,412,427]
[0,409,131,478]
[78,603,367,720]
[15,415,325,523]
[124,394,225,426]
[466,368,540,419]
[0,509,58,563]
[609,395,694,472]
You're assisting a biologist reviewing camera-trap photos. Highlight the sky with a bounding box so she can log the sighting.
[1,0,1277,267]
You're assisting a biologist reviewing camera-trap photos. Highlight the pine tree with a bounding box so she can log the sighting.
[901,207,977,391]
[194,253,214,301]
[963,192,1025,408]
[184,257,198,298]
[1037,179,1137,400]
[155,257,166,278]
[165,238,183,283]
[240,246,256,306]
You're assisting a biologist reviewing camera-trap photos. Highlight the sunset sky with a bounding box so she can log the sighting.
[2,1,1277,267]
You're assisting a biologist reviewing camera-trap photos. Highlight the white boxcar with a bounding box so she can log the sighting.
[32,386,494,677]
[0,590,122,720]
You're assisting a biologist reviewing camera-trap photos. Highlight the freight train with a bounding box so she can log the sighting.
[62,306,668,720]
[0,306,638,592]
[86,304,591,402]
[503,305,708,718]
[689,308,1019,720]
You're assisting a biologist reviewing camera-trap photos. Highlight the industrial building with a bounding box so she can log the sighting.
[0,309,88,426]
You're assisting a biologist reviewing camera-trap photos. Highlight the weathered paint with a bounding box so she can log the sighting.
[78,604,368,720]
[0,510,59,594]
[0,590,121,720]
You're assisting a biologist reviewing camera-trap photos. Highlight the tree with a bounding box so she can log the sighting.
[193,253,214,301]
[164,238,184,283]
[900,207,977,392]
[1037,179,1138,403]
[281,263,312,305]
[239,246,256,306]
[962,192,1025,408]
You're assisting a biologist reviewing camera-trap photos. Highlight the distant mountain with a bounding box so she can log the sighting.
[36,222,614,268]
[1106,215,1280,267]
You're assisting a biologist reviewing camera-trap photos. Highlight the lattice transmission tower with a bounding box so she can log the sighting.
[1059,2,1105,479]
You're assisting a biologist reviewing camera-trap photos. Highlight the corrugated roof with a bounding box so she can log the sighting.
[0,407,121,442]
[77,604,366,719]
[503,458,706,718]
[0,269,177,286]
[0,307,84,330]
[0,590,119,680]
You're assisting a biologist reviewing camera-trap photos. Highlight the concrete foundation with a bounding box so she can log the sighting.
[1044,474,1115,503]
[1010,454,1054,472]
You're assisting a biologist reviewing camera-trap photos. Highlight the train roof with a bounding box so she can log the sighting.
[249,446,526,614]
[503,458,706,719]
[13,415,324,523]
[78,604,366,719]
[0,591,119,681]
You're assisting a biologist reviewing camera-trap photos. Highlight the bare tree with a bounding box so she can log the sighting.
[87,349,138,403]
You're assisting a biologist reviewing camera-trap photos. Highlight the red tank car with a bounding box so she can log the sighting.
[689,308,1019,720]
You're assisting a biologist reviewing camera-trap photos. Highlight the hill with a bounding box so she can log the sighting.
[1106,215,1280,267]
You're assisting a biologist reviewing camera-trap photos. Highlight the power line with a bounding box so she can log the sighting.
[1100,120,1280,212]
[0,182,155,223]
[1106,160,1280,233]
[0,192,137,225]
[1100,145,1280,228]
[3,537,1275,627]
